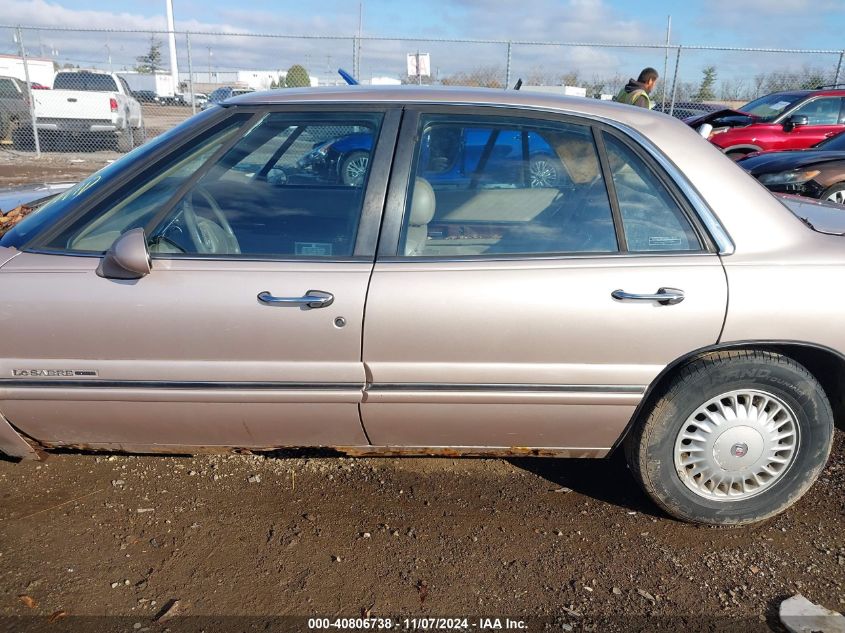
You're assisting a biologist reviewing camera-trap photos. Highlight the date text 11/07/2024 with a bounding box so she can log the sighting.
[306,618,528,630]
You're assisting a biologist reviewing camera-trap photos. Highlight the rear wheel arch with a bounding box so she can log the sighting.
[722,145,762,159]
[613,340,845,454]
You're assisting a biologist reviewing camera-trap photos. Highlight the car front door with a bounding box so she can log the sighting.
[360,109,728,454]
[0,106,399,452]
[779,96,845,149]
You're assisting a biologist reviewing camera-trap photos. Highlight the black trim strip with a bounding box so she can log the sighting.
[0,380,645,394]
[368,383,646,394]
[0,380,362,391]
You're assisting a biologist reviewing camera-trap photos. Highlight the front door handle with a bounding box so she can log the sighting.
[611,287,685,305]
[257,290,334,309]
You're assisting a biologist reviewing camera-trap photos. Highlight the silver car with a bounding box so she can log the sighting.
[0,87,841,526]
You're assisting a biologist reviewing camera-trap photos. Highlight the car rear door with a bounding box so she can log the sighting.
[360,107,728,454]
[0,106,400,452]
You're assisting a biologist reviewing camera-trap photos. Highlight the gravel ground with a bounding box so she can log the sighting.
[0,431,842,632]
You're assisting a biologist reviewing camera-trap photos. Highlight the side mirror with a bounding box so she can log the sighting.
[697,123,713,139]
[96,228,151,279]
[784,115,809,132]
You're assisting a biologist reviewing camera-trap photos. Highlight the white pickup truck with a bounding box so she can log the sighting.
[34,70,144,152]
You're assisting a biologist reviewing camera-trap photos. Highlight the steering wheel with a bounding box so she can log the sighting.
[181,186,241,254]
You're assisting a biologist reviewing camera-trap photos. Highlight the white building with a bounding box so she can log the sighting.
[179,69,318,90]
[364,76,402,86]
[0,54,54,88]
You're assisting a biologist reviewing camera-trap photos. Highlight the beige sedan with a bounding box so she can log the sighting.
[0,87,840,525]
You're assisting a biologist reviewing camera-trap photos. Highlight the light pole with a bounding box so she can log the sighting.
[165,0,179,91]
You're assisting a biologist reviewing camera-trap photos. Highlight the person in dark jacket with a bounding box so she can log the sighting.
[616,68,658,109]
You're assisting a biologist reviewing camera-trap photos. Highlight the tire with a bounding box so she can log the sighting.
[0,111,10,143]
[822,183,845,206]
[116,126,134,153]
[339,150,369,186]
[11,127,34,151]
[131,123,147,147]
[529,155,559,187]
[625,350,833,525]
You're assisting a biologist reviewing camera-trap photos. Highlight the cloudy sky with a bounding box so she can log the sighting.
[1,0,843,86]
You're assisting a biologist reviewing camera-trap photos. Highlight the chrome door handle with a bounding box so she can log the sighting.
[257,290,334,309]
[611,287,685,305]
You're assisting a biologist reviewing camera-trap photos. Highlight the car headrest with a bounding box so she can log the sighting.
[409,177,436,227]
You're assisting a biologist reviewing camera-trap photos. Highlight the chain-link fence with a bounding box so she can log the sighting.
[1,24,843,160]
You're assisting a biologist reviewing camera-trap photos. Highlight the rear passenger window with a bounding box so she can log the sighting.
[603,133,701,252]
[399,116,618,257]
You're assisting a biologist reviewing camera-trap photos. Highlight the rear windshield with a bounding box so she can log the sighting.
[740,93,808,122]
[53,73,118,92]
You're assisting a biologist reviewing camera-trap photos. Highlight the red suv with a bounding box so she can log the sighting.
[686,88,845,159]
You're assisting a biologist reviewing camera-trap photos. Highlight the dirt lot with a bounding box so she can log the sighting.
[0,431,842,632]
[0,103,192,188]
[0,148,113,188]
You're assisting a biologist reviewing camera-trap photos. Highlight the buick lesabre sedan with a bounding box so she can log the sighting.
[0,87,840,526]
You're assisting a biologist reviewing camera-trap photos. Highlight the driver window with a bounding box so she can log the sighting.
[148,111,382,257]
[46,114,251,253]
[46,111,383,259]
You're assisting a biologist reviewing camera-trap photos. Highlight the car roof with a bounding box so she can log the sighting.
[228,85,673,128]
[761,89,845,99]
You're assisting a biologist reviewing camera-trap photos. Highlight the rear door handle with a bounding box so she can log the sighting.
[611,287,685,305]
[257,290,334,309]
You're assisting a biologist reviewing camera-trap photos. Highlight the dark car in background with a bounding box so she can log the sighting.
[132,89,160,104]
[686,88,845,159]
[0,76,32,147]
[202,86,254,110]
[738,130,845,204]
[297,126,568,188]
[653,101,726,120]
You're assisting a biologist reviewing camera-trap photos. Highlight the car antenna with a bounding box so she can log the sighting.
[512,78,523,90]
[338,69,359,86]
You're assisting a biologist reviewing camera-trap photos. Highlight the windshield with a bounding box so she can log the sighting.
[740,92,808,121]
[0,107,225,249]
[53,72,118,92]
[816,131,845,151]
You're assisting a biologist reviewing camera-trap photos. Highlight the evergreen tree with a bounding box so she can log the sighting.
[136,36,164,74]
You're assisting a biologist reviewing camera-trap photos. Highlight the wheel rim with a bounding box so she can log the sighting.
[673,389,799,501]
[826,189,845,205]
[344,154,369,186]
[529,159,557,187]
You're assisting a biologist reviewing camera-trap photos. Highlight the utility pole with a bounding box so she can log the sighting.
[662,15,671,111]
[165,0,180,91]
[15,26,40,157]
[355,1,363,79]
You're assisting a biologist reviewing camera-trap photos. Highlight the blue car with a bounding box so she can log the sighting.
[298,126,566,188]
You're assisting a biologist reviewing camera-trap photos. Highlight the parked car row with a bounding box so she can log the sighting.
[678,87,845,204]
